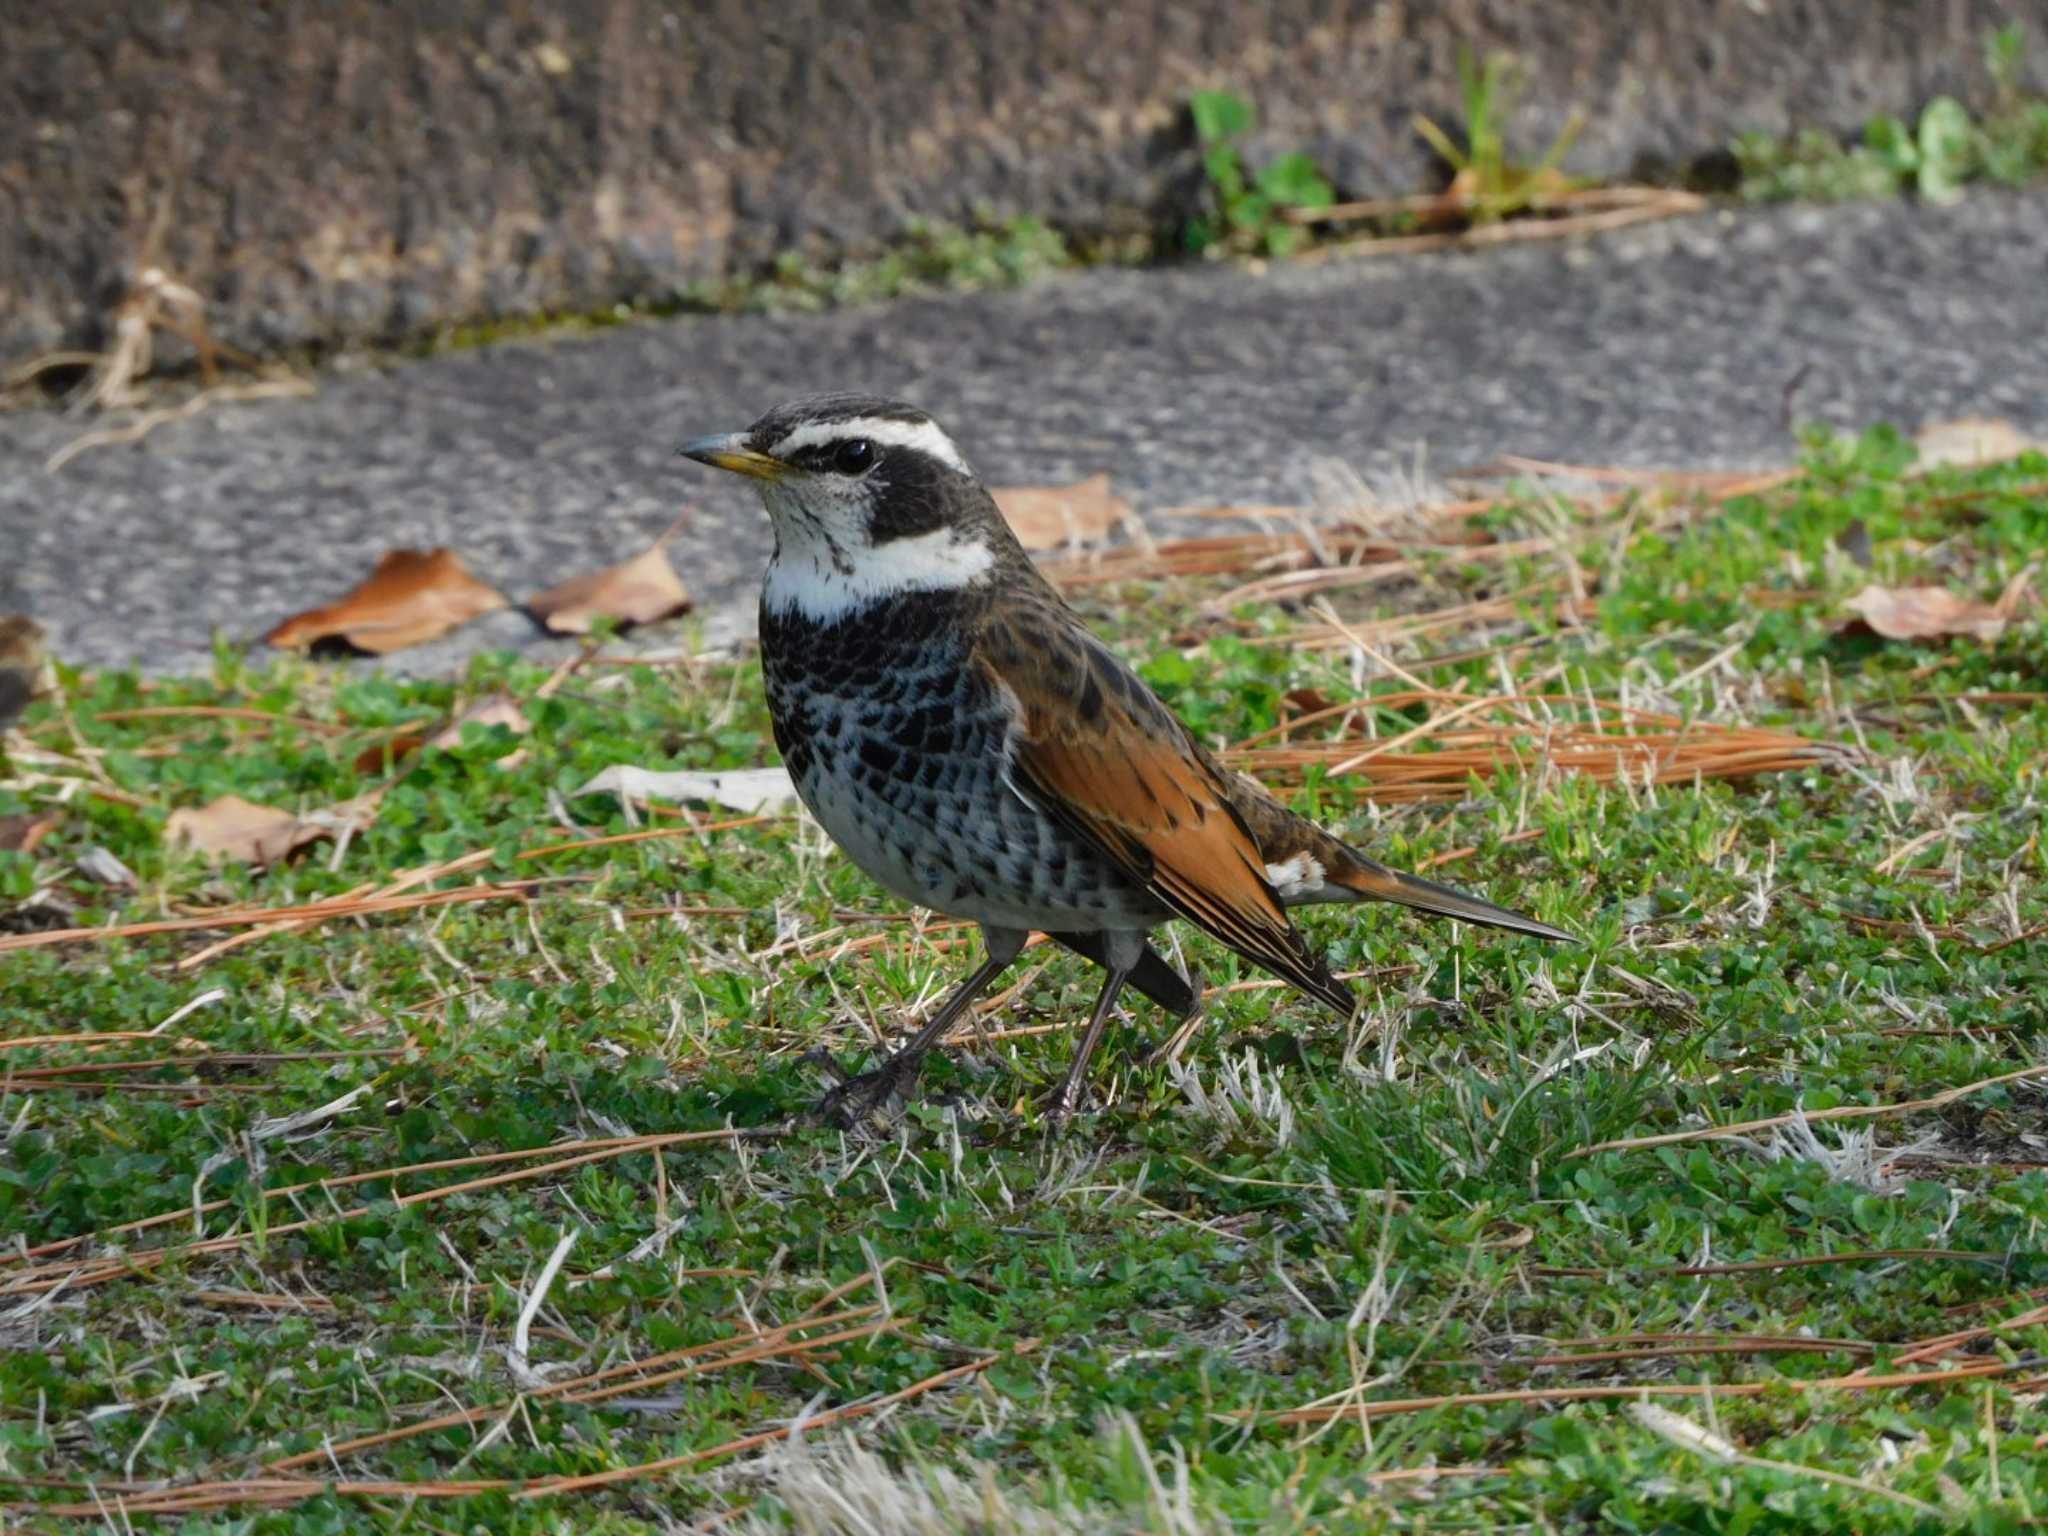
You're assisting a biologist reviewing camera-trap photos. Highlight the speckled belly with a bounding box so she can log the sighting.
[761,601,1164,932]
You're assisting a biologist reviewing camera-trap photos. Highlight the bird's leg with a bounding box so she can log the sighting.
[1047,930,1198,1020]
[1047,929,1142,1125]
[816,925,1027,1132]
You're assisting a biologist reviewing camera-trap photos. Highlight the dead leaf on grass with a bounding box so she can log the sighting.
[165,791,384,866]
[0,813,61,854]
[1912,417,2046,472]
[431,692,530,746]
[575,764,798,815]
[75,847,138,888]
[993,475,1134,551]
[526,544,692,635]
[1842,570,2034,643]
[1283,687,1340,715]
[352,692,533,775]
[265,549,506,654]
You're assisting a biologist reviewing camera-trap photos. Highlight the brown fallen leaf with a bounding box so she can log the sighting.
[0,616,48,732]
[0,813,61,854]
[1912,417,2046,472]
[526,544,692,635]
[165,791,383,866]
[992,475,1134,551]
[352,692,531,775]
[1283,687,1339,715]
[266,549,506,654]
[432,693,529,744]
[1842,570,2034,643]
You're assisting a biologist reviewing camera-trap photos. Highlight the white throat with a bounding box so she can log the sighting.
[763,528,997,623]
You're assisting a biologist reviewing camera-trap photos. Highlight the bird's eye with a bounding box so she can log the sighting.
[831,438,874,474]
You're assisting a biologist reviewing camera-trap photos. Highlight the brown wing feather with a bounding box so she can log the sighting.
[978,601,1355,1016]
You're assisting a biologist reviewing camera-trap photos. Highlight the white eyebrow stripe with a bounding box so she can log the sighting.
[767,417,972,476]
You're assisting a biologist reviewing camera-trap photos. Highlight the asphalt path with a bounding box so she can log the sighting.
[5,190,2045,673]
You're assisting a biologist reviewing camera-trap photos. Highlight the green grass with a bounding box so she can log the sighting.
[2,431,2045,1531]
[398,214,1085,358]
[1735,27,2048,205]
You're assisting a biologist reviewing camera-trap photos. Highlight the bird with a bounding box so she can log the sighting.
[681,394,1572,1127]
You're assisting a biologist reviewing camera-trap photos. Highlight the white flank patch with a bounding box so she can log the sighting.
[763,529,997,622]
[1263,851,1327,901]
[766,416,973,477]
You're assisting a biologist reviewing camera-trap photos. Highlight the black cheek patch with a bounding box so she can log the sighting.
[863,452,958,544]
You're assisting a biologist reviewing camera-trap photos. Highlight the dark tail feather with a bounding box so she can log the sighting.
[1046,931,1200,1018]
[1333,859,1576,943]
[1286,957,1359,1020]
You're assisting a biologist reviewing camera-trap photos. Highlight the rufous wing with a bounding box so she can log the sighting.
[979,616,1355,1016]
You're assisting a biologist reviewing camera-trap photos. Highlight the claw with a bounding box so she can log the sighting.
[813,1055,924,1133]
[799,1046,855,1087]
[1040,1080,1089,1131]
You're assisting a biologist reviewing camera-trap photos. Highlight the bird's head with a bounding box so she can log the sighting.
[682,394,1017,622]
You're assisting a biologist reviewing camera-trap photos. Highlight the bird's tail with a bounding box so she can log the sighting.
[1222,771,1574,943]
[1319,855,1576,943]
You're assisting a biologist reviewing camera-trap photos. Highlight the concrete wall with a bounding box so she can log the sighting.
[4,0,2041,365]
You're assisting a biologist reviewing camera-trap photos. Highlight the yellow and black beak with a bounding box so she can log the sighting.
[679,431,787,482]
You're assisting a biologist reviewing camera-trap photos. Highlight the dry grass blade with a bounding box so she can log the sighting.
[1861,1298,2048,1371]
[1258,1358,2023,1428]
[1487,1334,1874,1368]
[14,1477,516,1519]
[0,871,546,956]
[1226,690,1838,803]
[513,1342,1035,1498]
[46,378,317,473]
[1038,523,1491,592]
[562,1318,898,1407]
[1,1128,773,1297]
[10,1128,726,1265]
[5,1047,406,1083]
[1294,188,1706,265]
[1534,1249,2006,1281]
[1288,182,1697,227]
[1243,590,1594,653]
[267,1304,888,1471]
[1459,459,1798,497]
[190,1288,338,1313]
[174,851,497,972]
[1038,530,1355,589]
[1205,535,1553,611]
[1042,461,1784,608]
[1570,1063,2048,1159]
[17,1343,1033,1517]
[517,814,775,860]
[94,705,350,735]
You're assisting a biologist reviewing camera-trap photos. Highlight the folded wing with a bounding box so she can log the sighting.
[978,606,1356,1017]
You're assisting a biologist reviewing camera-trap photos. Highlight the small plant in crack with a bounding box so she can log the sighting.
[1184,89,1335,258]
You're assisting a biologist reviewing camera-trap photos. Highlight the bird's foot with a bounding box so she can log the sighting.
[812,1050,926,1134]
[1038,1078,1092,1132]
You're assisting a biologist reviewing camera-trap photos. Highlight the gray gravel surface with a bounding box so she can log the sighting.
[5,191,2046,674]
